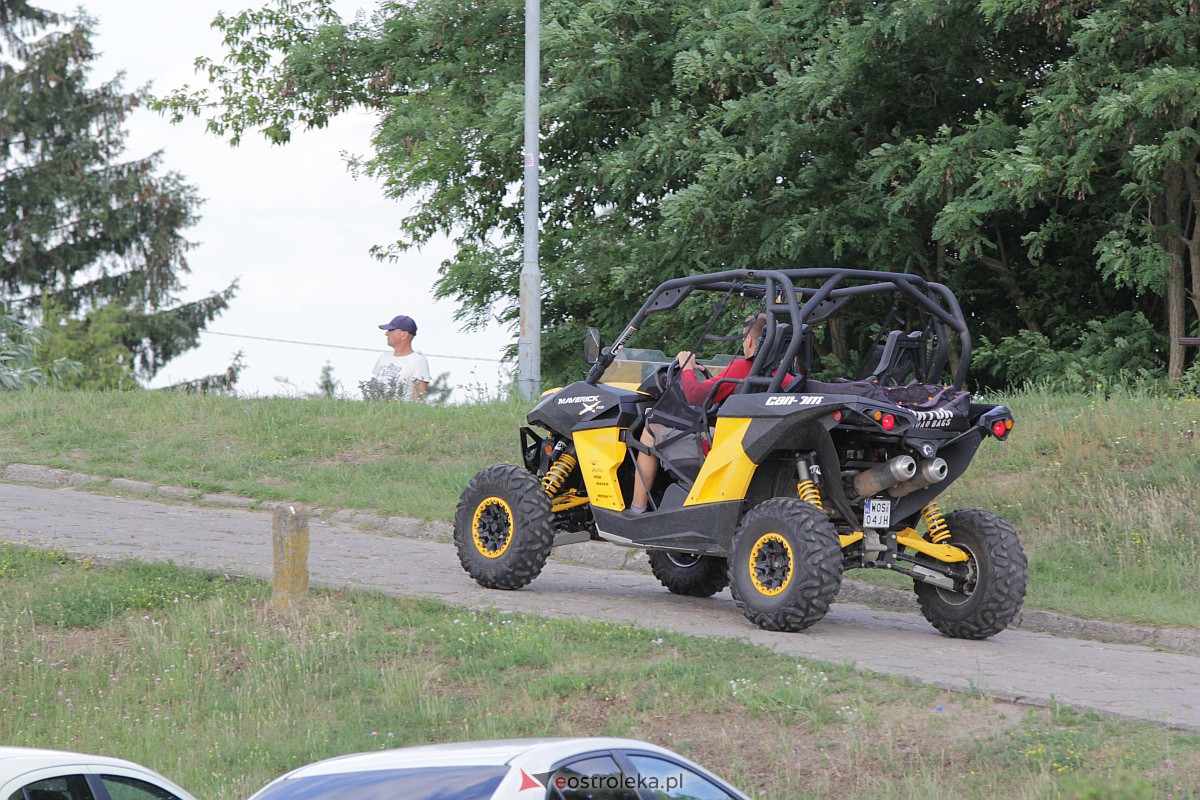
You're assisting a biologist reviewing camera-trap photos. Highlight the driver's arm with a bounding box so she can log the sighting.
[674,351,708,404]
[679,364,711,404]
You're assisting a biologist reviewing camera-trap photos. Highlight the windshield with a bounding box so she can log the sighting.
[598,348,671,386]
[248,765,511,800]
[599,346,741,389]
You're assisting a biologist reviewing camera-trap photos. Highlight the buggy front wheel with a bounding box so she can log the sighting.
[453,465,554,590]
[728,498,843,632]
[913,509,1028,639]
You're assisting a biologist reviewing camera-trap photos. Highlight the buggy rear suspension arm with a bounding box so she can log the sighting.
[890,550,965,591]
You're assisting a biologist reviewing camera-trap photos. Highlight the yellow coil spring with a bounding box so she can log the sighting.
[797,479,824,511]
[542,452,578,497]
[922,501,951,543]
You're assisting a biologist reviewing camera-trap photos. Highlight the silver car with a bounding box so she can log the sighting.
[247,737,751,800]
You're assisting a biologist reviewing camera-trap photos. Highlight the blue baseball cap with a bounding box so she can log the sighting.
[379,315,417,335]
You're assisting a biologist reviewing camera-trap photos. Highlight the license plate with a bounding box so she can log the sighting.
[863,498,892,529]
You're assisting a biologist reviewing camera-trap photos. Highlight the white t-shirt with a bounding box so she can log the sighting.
[372,351,431,399]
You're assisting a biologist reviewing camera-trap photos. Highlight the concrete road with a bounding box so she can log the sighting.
[3,481,1198,731]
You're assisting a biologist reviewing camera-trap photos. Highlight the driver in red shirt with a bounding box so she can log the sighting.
[629,314,771,514]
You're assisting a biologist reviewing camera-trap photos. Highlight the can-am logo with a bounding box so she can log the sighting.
[557,395,604,415]
[765,395,824,407]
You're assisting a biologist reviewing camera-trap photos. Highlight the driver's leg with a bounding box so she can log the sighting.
[630,425,659,513]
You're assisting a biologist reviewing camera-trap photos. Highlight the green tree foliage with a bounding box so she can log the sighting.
[156,0,1199,388]
[960,0,1200,380]
[0,1,237,388]
[37,301,138,389]
[157,351,244,395]
[0,305,80,389]
[973,312,1166,392]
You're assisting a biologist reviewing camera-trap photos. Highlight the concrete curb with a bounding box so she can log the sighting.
[4,461,1198,655]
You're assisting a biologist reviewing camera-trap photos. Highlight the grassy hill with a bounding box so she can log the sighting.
[0,387,1197,628]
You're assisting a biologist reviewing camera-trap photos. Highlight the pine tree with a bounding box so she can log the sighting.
[0,1,237,388]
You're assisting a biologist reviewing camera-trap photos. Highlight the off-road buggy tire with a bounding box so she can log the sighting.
[913,509,1027,639]
[453,464,554,590]
[648,551,729,597]
[728,498,843,632]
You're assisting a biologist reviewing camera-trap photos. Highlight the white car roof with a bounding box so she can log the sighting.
[0,747,197,800]
[0,748,132,767]
[277,737,681,776]
[0,746,150,771]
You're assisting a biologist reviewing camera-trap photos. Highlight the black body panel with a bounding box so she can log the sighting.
[528,381,648,435]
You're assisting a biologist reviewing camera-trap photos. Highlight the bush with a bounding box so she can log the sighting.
[973,312,1166,392]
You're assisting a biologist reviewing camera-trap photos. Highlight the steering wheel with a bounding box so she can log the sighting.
[659,359,712,392]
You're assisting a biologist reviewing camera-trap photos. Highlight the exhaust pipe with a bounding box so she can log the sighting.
[850,455,916,500]
[888,458,949,498]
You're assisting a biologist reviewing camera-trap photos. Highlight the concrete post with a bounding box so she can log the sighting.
[519,0,542,402]
[271,504,310,609]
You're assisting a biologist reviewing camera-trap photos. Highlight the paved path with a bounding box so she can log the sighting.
[3,482,1199,731]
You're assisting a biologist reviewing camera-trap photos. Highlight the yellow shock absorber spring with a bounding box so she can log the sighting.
[922,501,951,543]
[797,479,824,511]
[542,452,578,498]
[796,459,823,511]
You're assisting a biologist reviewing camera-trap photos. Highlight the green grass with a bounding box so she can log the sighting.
[0,390,523,519]
[946,388,1200,627]
[2,545,1198,800]
[0,387,1197,627]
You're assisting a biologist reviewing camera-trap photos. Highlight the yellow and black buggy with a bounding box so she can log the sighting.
[454,269,1028,638]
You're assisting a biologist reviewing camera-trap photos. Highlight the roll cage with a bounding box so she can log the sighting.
[585,268,972,393]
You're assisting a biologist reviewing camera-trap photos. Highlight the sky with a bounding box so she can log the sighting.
[37,0,511,400]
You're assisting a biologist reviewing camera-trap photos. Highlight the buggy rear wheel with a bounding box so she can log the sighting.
[648,551,729,597]
[728,498,843,632]
[914,509,1027,639]
[453,464,553,590]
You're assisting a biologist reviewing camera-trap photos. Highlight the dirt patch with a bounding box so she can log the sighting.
[306,443,393,468]
[33,626,133,662]
[255,475,290,486]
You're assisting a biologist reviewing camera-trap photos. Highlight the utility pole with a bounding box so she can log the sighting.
[518,0,542,401]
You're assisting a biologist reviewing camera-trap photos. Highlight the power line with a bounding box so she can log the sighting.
[201,329,504,363]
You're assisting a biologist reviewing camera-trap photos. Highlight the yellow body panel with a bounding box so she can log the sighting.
[684,418,756,506]
[573,427,628,511]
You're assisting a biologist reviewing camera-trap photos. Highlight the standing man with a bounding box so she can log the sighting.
[373,315,431,401]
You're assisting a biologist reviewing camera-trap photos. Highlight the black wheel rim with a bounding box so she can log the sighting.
[472,497,514,558]
[749,533,793,596]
